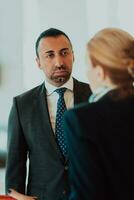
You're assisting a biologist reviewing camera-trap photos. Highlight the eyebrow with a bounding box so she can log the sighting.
[45,50,54,54]
[60,48,69,51]
[45,48,69,54]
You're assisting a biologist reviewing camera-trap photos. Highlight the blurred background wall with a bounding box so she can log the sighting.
[0,0,134,194]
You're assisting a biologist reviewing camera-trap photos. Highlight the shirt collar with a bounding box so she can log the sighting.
[89,85,116,103]
[45,76,74,96]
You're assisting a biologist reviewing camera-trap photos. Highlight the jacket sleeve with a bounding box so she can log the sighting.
[64,110,107,200]
[5,97,28,194]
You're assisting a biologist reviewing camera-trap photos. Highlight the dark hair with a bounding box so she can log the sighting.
[35,28,72,57]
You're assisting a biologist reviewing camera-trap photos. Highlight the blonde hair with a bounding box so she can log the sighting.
[87,28,134,98]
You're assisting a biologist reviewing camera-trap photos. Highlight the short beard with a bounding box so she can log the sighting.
[51,73,71,85]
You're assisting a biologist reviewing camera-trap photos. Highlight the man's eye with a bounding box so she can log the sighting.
[46,54,54,58]
[61,51,69,56]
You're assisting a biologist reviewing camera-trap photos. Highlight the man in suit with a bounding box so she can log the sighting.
[5,28,91,200]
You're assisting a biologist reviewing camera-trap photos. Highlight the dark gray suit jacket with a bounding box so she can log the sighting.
[5,78,91,200]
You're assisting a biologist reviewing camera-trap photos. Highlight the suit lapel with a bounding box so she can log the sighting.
[34,83,63,160]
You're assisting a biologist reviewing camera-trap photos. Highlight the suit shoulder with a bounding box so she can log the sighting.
[14,82,45,101]
[73,78,92,97]
[76,79,90,89]
[66,102,94,119]
[65,102,102,133]
[64,103,98,141]
[74,102,89,111]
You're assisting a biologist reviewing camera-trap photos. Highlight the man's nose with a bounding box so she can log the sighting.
[54,55,64,67]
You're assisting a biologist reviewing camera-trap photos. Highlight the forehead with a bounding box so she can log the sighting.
[38,35,72,52]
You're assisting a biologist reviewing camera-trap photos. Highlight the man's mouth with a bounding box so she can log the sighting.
[54,70,68,76]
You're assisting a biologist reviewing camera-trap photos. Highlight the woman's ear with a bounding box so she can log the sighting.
[95,65,105,82]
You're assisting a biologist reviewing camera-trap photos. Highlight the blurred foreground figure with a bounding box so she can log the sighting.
[64,28,134,200]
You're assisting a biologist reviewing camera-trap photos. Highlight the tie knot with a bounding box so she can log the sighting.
[55,88,67,96]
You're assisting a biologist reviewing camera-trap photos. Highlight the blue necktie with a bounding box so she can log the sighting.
[55,88,67,158]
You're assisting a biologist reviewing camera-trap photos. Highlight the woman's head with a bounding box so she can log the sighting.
[87,28,134,96]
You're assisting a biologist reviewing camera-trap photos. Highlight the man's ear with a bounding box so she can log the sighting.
[72,51,75,62]
[36,57,41,69]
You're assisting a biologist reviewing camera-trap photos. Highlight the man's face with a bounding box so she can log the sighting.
[36,35,74,87]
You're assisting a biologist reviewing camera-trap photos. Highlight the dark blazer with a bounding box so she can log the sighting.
[64,90,134,200]
[5,78,91,200]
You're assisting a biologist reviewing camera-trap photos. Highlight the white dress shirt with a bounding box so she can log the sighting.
[45,77,74,132]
